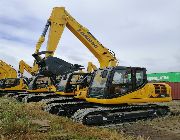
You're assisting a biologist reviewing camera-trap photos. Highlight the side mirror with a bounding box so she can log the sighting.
[101,70,108,78]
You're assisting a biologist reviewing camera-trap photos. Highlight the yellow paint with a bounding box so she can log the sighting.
[87,62,97,73]
[27,85,56,93]
[56,91,75,96]
[0,60,17,79]
[74,88,88,99]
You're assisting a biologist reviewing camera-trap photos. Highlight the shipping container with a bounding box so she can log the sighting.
[147,72,180,82]
[166,82,180,100]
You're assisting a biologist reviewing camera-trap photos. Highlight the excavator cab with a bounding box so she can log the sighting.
[56,73,91,96]
[27,75,56,93]
[0,78,28,92]
[88,66,146,98]
[87,66,171,104]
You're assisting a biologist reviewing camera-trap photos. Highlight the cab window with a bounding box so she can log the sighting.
[112,70,131,84]
[136,70,144,87]
[110,70,132,97]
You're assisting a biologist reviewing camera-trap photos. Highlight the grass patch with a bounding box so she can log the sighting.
[0,97,134,140]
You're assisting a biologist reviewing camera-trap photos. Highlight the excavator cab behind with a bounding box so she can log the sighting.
[0,78,28,93]
[27,75,56,93]
[56,72,91,96]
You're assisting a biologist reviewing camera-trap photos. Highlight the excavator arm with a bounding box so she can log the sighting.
[35,21,50,54]
[42,7,118,68]
[18,60,38,77]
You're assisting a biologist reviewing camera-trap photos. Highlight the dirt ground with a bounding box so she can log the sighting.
[107,101,180,140]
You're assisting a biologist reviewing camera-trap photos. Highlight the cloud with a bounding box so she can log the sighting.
[0,0,180,75]
[0,38,35,66]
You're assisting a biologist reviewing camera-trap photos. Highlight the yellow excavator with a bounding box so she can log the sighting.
[42,7,172,125]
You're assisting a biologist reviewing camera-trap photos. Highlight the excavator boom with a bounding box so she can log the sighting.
[45,7,118,68]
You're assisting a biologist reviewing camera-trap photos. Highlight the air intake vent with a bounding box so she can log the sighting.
[153,84,167,94]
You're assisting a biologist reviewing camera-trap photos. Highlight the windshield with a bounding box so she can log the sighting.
[36,77,52,85]
[91,70,109,88]
[0,78,20,88]
[112,70,131,84]
[58,75,69,86]
[5,79,16,85]
[28,76,52,89]
[57,74,69,91]
[70,75,82,83]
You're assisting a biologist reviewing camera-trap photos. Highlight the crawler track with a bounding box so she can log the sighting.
[44,102,170,125]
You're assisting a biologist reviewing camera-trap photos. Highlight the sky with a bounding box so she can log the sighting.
[0,0,180,76]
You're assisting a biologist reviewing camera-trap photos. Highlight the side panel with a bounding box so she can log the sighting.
[86,83,172,104]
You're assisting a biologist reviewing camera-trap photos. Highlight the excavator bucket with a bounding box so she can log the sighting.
[32,52,84,76]
[42,56,84,76]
